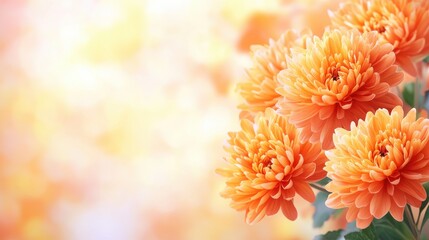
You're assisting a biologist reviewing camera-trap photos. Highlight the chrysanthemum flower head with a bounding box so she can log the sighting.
[237,30,311,115]
[216,108,326,224]
[277,29,403,149]
[325,106,429,229]
[329,0,429,76]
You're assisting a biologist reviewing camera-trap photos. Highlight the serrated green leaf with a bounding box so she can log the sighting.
[312,191,336,228]
[344,224,377,240]
[313,230,342,240]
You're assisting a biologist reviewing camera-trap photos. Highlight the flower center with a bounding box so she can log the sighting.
[376,25,386,34]
[365,17,386,34]
[324,65,343,93]
[255,145,278,174]
[332,68,340,81]
[379,145,388,157]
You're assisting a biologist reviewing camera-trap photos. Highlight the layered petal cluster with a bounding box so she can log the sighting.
[325,106,429,229]
[330,0,429,76]
[237,30,310,115]
[277,29,403,149]
[216,108,326,224]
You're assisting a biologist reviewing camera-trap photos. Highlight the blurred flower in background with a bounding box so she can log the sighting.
[0,0,344,239]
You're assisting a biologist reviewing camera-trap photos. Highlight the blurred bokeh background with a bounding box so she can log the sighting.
[0,0,345,239]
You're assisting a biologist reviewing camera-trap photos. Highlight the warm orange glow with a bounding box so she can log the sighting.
[0,0,345,239]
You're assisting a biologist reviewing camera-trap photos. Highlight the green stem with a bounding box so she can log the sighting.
[310,183,329,193]
[405,205,420,240]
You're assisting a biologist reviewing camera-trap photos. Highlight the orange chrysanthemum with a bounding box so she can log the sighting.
[237,30,310,115]
[277,29,403,149]
[216,108,326,224]
[325,106,429,229]
[330,0,429,76]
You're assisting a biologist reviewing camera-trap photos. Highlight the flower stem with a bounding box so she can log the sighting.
[310,183,329,193]
[405,205,420,240]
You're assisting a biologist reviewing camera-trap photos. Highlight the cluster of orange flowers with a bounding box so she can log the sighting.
[217,0,429,232]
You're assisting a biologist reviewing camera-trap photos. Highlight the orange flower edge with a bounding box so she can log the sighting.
[330,0,429,76]
[216,108,327,224]
[237,29,311,116]
[277,29,403,149]
[325,106,429,229]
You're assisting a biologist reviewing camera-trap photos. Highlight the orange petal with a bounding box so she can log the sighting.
[294,181,315,202]
[355,191,371,207]
[281,200,297,220]
[346,206,358,222]
[265,200,281,216]
[399,180,426,202]
[356,216,373,229]
[392,190,407,207]
[368,181,384,193]
[389,201,404,222]
[370,191,390,219]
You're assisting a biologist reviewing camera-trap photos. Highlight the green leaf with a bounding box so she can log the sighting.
[423,55,429,63]
[313,230,342,240]
[316,177,331,186]
[345,216,413,240]
[374,224,409,240]
[373,213,413,240]
[344,224,377,240]
[312,191,336,228]
[402,82,425,108]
